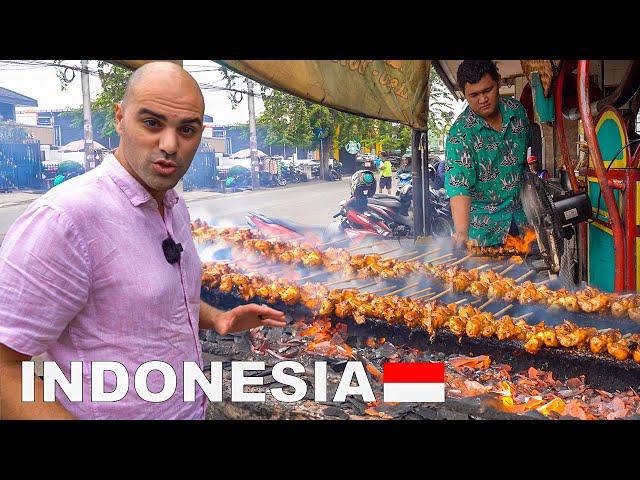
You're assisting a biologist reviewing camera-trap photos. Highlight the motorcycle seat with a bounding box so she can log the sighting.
[369,197,402,209]
[373,193,399,201]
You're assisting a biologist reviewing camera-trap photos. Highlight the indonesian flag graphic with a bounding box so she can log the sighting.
[383,362,445,403]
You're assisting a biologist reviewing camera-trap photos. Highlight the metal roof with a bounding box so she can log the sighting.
[0,86,38,106]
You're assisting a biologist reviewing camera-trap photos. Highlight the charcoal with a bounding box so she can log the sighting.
[322,406,349,419]
[376,403,419,418]
[374,342,398,359]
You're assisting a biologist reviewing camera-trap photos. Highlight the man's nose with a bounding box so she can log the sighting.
[159,129,179,155]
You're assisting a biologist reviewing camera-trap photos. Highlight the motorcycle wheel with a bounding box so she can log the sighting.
[277,176,287,187]
[431,216,454,237]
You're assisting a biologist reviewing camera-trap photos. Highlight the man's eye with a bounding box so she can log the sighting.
[143,119,159,127]
[181,126,196,135]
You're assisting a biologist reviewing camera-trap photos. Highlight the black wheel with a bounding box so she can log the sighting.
[277,176,287,186]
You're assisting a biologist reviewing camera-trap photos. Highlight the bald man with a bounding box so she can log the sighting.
[0,62,285,419]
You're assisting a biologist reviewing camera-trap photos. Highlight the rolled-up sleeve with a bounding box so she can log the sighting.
[0,204,90,356]
[445,132,476,198]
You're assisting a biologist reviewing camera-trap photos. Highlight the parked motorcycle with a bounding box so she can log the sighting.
[281,163,307,184]
[328,172,454,239]
[311,163,342,181]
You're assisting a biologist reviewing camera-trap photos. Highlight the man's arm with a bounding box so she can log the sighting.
[449,195,472,247]
[0,343,75,419]
[199,300,286,335]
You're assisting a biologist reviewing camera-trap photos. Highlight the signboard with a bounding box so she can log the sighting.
[346,140,361,154]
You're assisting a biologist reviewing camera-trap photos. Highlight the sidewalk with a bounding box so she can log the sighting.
[0,190,44,208]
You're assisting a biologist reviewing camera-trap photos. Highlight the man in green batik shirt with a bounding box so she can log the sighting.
[445,60,532,248]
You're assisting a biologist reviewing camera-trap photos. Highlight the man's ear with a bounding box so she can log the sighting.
[114,102,124,135]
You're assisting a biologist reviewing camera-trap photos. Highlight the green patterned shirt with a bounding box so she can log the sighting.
[445,97,532,246]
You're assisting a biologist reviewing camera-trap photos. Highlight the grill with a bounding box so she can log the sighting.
[193,221,640,420]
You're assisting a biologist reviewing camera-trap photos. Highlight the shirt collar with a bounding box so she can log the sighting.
[102,153,180,209]
[467,97,515,132]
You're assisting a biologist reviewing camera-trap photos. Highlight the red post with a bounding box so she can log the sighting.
[554,61,580,193]
[577,60,626,292]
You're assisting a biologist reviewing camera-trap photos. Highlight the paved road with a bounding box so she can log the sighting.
[0,178,364,243]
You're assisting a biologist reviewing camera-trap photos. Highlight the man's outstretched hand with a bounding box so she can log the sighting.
[219,304,286,335]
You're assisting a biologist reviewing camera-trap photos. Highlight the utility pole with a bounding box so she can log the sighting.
[81,60,95,171]
[247,79,259,190]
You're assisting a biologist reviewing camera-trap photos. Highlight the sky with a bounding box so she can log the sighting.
[0,60,264,125]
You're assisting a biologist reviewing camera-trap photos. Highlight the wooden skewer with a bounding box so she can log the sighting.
[385,281,421,296]
[378,247,402,256]
[354,281,378,290]
[415,291,437,300]
[515,270,535,283]
[317,238,350,248]
[433,257,458,267]
[390,249,419,260]
[448,254,474,267]
[479,297,495,310]
[324,276,359,287]
[469,298,483,306]
[297,271,326,281]
[514,312,534,321]
[499,264,516,275]
[535,278,551,287]
[408,286,433,297]
[428,287,453,301]
[404,248,443,262]
[472,264,490,271]
[367,284,398,294]
[347,241,386,252]
[425,252,454,264]
[451,298,468,305]
[493,304,514,317]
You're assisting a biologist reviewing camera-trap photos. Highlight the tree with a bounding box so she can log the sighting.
[57,62,132,139]
[0,121,28,142]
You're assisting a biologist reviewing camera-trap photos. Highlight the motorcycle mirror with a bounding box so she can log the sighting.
[338,200,346,207]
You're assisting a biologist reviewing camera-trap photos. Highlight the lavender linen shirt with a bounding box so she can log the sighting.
[0,154,205,419]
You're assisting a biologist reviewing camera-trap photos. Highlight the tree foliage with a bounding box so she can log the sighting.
[0,121,28,142]
[57,62,132,138]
